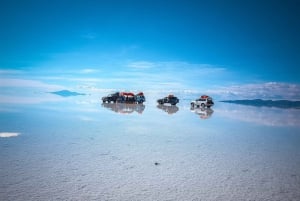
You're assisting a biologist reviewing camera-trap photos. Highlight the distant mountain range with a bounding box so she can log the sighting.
[220,99,300,109]
[50,90,86,97]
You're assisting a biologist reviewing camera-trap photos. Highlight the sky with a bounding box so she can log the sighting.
[0,0,300,101]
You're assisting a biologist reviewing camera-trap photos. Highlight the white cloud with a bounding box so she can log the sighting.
[0,95,64,104]
[0,78,67,104]
[121,60,227,91]
[207,82,300,100]
[37,76,103,84]
[78,116,96,121]
[0,70,23,74]
[0,78,63,90]
[127,61,156,69]
[215,103,300,127]
[126,61,226,73]
[79,68,100,74]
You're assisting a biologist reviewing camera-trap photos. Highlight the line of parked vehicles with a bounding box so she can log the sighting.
[101,92,214,108]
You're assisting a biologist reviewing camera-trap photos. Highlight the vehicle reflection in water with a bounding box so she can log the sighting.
[190,107,214,119]
[102,103,145,114]
[157,104,179,115]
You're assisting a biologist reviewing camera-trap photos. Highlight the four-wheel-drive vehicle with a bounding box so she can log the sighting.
[101,92,120,103]
[102,92,145,104]
[116,92,136,103]
[135,92,146,104]
[157,95,179,105]
[191,95,214,108]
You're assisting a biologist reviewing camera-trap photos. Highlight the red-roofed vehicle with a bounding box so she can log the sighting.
[102,92,145,104]
[157,94,179,105]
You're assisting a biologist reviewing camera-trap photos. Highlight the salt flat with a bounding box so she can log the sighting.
[1,97,300,201]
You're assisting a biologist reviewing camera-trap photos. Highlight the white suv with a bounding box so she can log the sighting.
[191,95,214,108]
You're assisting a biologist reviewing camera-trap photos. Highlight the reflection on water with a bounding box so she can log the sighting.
[0,132,20,138]
[216,103,300,127]
[156,104,179,114]
[190,107,214,119]
[101,103,145,114]
[1,99,300,201]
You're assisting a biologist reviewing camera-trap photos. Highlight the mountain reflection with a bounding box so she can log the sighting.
[190,107,214,119]
[101,103,145,114]
[157,105,179,114]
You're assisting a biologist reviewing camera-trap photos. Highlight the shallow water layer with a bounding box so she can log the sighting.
[1,98,300,201]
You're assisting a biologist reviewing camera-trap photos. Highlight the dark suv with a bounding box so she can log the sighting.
[157,95,179,105]
[102,92,119,103]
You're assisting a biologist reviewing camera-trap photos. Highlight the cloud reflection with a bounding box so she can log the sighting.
[0,132,20,138]
[215,103,300,127]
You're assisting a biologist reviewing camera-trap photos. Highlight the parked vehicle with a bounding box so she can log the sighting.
[133,92,146,104]
[101,92,119,103]
[102,92,145,104]
[191,95,214,108]
[157,95,179,105]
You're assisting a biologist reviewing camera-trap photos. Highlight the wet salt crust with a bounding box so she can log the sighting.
[0,101,300,201]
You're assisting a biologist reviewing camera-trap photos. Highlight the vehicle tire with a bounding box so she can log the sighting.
[191,103,195,107]
[201,103,205,108]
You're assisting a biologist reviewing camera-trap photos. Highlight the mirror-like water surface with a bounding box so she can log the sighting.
[1,97,300,201]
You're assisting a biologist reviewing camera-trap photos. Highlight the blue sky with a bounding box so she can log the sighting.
[1,0,300,101]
